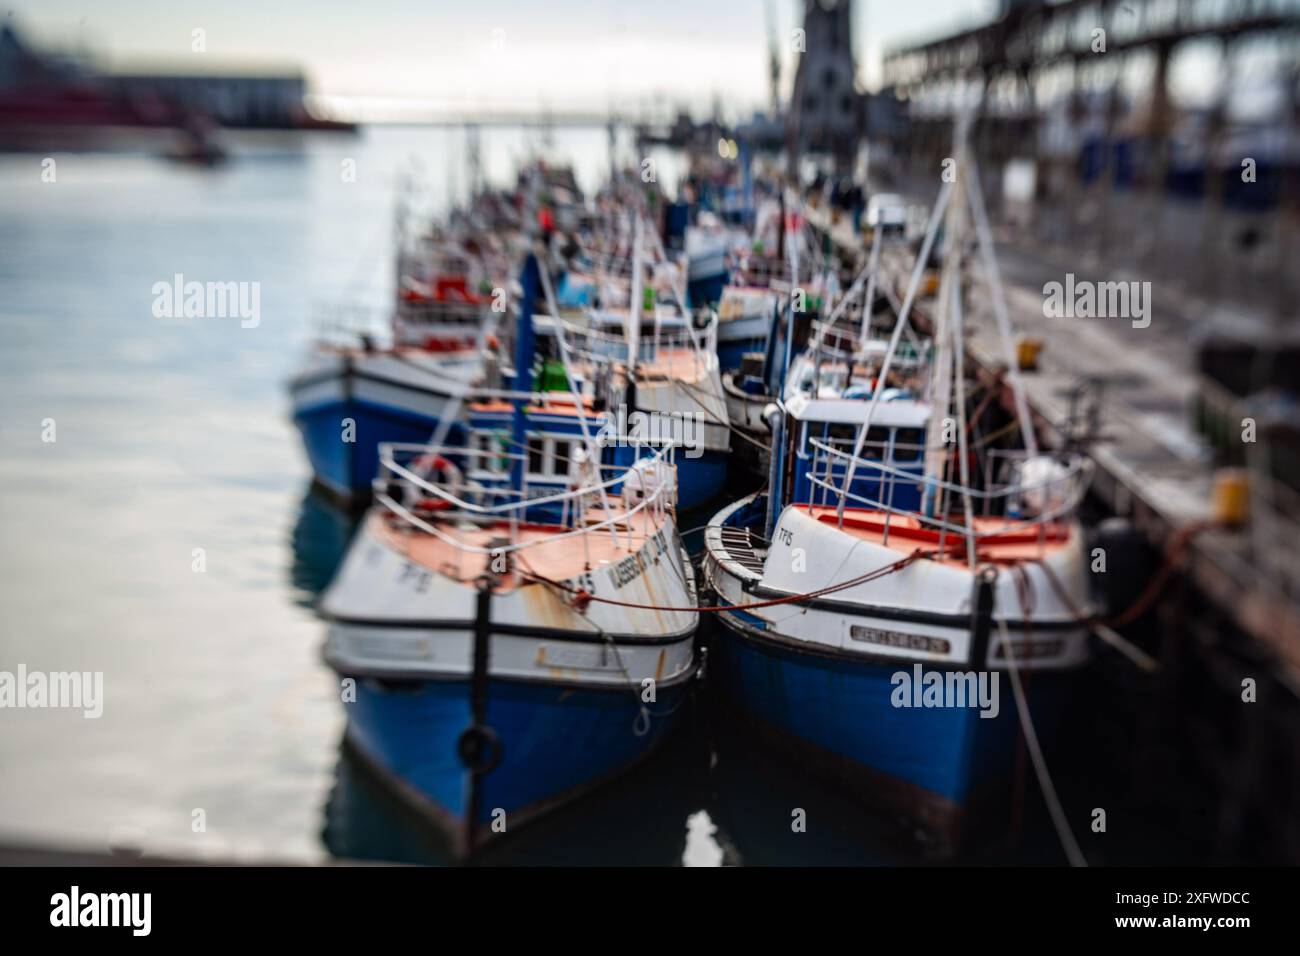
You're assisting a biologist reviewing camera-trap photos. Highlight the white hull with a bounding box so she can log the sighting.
[289,348,480,418]
[705,496,1092,670]
[322,514,699,690]
[722,373,771,434]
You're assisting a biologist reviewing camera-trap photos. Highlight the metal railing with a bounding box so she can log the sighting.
[804,437,1093,554]
[573,246,636,279]
[725,252,792,290]
[395,299,492,326]
[309,299,495,351]
[392,299,496,349]
[558,312,718,374]
[717,287,779,323]
[372,439,679,564]
[309,304,392,348]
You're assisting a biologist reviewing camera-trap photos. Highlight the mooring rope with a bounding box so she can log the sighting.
[1003,564,1088,867]
[671,374,773,452]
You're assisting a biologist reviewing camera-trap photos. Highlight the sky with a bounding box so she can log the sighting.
[4,0,998,118]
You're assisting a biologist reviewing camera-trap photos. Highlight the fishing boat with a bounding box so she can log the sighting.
[720,201,838,474]
[289,156,586,504]
[288,293,492,504]
[684,216,731,306]
[558,213,732,510]
[320,254,700,857]
[703,162,1096,851]
[714,271,782,373]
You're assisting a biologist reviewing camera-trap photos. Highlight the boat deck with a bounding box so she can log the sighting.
[803,505,1073,567]
[633,347,709,384]
[715,524,768,576]
[466,394,597,417]
[375,506,665,589]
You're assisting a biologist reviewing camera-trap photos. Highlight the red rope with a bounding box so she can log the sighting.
[520,518,1210,625]
[521,548,931,614]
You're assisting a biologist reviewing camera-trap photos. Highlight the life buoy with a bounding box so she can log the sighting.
[412,497,452,513]
[412,453,463,487]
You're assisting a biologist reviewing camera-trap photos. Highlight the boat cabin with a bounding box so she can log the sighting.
[782,391,929,515]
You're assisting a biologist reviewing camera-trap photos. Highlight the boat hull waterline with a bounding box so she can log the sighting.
[322,511,700,856]
[704,494,1090,848]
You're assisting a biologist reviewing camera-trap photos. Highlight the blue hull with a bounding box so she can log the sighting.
[716,337,765,374]
[688,272,725,308]
[712,618,1067,840]
[345,676,689,852]
[673,449,729,511]
[292,397,455,502]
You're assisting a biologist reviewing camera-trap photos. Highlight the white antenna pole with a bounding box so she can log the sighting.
[927,278,953,517]
[644,219,705,358]
[966,158,1039,458]
[834,180,953,524]
[782,189,801,383]
[810,258,872,357]
[648,219,664,358]
[427,304,502,452]
[949,266,978,568]
[535,248,620,540]
[858,223,884,352]
[627,216,643,377]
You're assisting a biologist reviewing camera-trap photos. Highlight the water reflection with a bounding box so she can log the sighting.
[317,664,935,867]
[288,483,359,606]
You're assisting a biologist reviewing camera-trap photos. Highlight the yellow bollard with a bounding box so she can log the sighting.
[1211,467,1250,528]
[1015,335,1044,371]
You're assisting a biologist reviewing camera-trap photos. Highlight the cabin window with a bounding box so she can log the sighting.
[552,439,572,472]
[813,423,889,460]
[469,433,489,469]
[527,437,544,475]
[893,428,924,463]
[858,426,890,460]
[825,423,857,446]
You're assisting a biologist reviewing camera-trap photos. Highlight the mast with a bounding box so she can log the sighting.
[509,254,541,495]
[833,180,952,525]
[857,221,883,352]
[779,190,800,395]
[922,180,961,519]
[966,157,1039,458]
[534,246,620,542]
[626,215,643,379]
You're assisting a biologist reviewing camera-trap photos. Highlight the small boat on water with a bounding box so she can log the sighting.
[288,292,490,504]
[319,254,701,857]
[703,163,1096,851]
